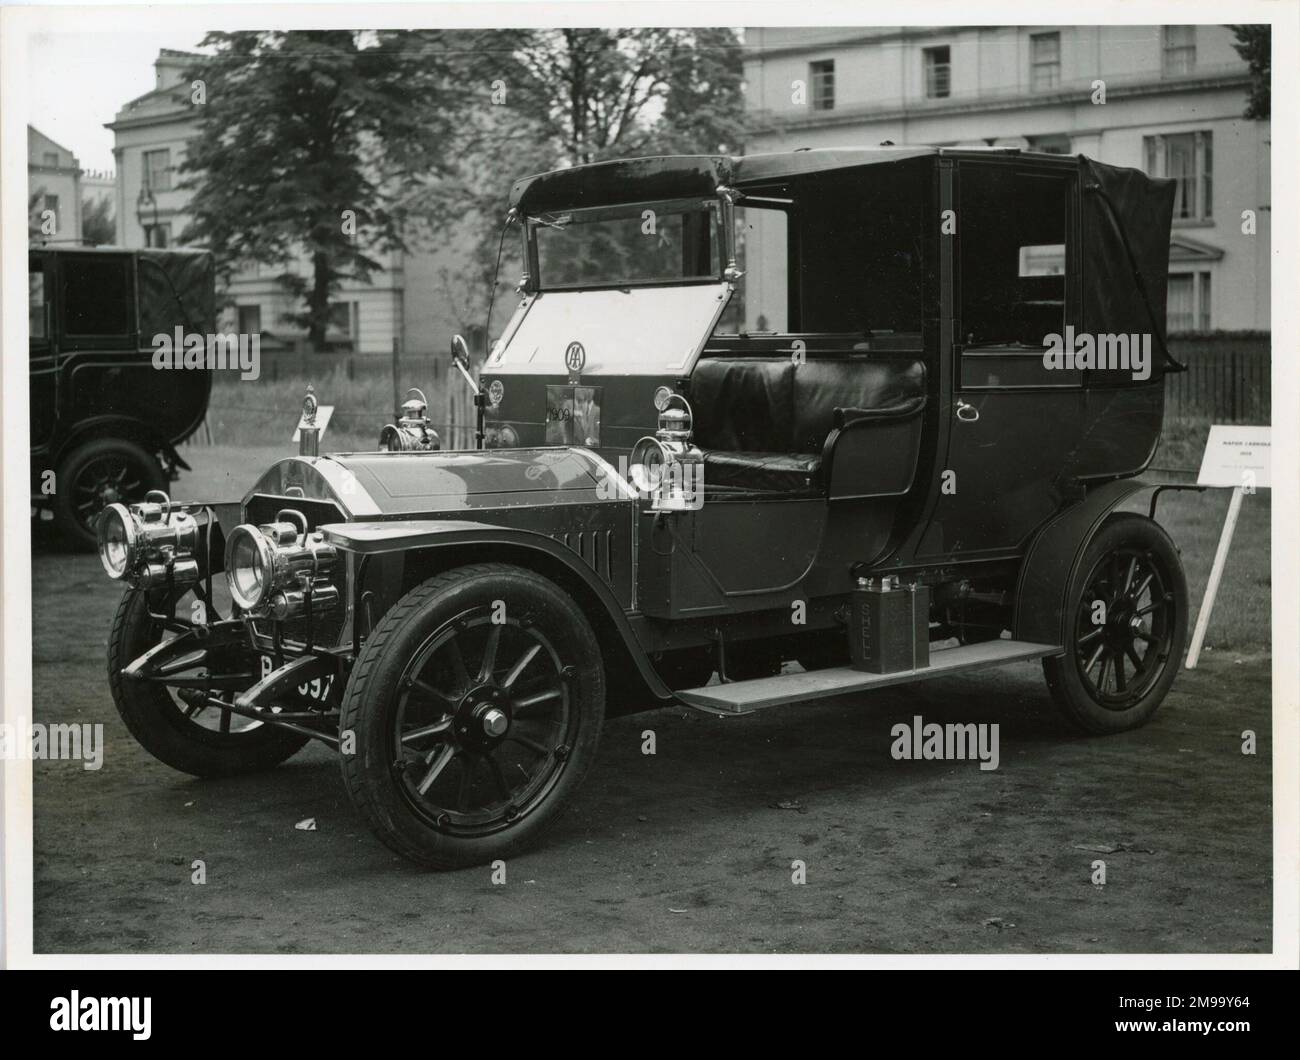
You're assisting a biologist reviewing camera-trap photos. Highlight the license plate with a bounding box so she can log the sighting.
[259,655,338,707]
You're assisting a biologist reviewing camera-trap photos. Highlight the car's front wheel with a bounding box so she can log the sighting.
[109,587,311,776]
[1043,513,1188,734]
[339,563,604,869]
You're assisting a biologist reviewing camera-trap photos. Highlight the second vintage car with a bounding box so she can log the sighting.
[95,146,1189,868]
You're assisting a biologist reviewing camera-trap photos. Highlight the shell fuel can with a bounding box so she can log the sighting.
[849,577,930,674]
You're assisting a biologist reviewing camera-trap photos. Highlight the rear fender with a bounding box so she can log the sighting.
[322,520,674,701]
[1013,479,1156,646]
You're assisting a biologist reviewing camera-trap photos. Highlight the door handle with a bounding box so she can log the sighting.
[956,400,980,423]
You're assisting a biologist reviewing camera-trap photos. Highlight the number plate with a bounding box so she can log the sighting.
[258,655,340,708]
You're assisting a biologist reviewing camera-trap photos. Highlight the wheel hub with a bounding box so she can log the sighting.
[453,683,511,748]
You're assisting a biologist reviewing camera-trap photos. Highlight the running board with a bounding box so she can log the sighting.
[676,640,1063,715]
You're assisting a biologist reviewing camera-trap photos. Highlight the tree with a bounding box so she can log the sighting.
[180,31,464,349]
[81,196,115,245]
[418,28,746,345]
[1229,25,1270,119]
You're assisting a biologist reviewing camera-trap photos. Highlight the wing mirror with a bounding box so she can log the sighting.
[450,334,486,449]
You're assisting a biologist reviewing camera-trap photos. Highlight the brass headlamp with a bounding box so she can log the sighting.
[629,394,704,512]
[379,388,440,452]
[97,490,202,588]
[224,509,339,618]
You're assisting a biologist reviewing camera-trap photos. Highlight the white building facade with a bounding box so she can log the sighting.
[742,25,1270,332]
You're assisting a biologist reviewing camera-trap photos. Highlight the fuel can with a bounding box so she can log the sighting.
[849,577,930,674]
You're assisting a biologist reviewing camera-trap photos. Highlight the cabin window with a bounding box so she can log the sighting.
[29,267,47,341]
[960,166,1071,349]
[714,206,789,334]
[61,255,132,337]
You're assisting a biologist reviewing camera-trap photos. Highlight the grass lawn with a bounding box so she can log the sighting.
[192,387,1272,657]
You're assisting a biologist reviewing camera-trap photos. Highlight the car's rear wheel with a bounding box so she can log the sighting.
[109,587,311,776]
[1043,513,1188,734]
[54,437,166,550]
[339,563,604,869]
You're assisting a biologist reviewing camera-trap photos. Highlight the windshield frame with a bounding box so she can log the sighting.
[523,196,729,294]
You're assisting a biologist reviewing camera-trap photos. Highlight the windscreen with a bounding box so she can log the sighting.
[532,200,721,289]
[485,284,731,376]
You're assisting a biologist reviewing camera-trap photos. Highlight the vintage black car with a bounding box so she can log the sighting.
[30,246,214,547]
[96,147,1188,869]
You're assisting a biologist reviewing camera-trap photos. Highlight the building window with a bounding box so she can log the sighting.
[1027,133,1071,154]
[923,46,951,99]
[237,304,262,335]
[143,148,172,191]
[1162,26,1196,76]
[328,301,359,345]
[1168,271,1212,332]
[1145,132,1212,221]
[43,151,59,167]
[1030,32,1060,91]
[809,60,835,111]
[43,194,59,229]
[143,222,171,248]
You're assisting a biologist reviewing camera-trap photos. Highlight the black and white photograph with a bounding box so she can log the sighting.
[1,0,1297,993]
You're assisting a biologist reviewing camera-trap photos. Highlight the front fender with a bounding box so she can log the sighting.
[320,519,674,701]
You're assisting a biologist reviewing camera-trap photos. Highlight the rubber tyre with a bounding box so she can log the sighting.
[339,563,604,869]
[108,589,310,777]
[1043,513,1188,735]
[55,437,166,551]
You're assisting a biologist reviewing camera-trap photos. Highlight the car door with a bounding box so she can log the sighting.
[917,159,1085,561]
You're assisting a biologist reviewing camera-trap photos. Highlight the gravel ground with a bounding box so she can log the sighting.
[28,445,1273,954]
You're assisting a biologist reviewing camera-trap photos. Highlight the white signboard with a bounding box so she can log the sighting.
[1196,425,1271,490]
[292,405,333,444]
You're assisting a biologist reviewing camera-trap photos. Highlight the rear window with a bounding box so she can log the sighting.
[61,255,132,336]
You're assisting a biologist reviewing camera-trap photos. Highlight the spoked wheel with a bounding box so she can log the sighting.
[1044,513,1188,734]
[108,584,310,776]
[55,437,166,550]
[340,563,604,869]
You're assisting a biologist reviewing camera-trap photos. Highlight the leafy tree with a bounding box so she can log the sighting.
[1228,25,1270,119]
[180,31,463,349]
[81,196,115,245]
[420,28,746,346]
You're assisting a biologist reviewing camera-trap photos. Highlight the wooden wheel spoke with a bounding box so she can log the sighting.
[513,686,562,712]
[502,643,542,690]
[444,637,471,689]
[401,717,453,745]
[506,733,550,756]
[1112,653,1127,692]
[409,677,457,711]
[416,744,457,795]
[478,624,503,681]
[1079,626,1104,646]
[1084,642,1106,674]
[485,754,513,801]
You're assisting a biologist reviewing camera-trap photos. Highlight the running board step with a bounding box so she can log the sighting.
[677,640,1063,714]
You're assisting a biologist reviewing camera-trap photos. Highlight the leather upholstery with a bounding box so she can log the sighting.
[698,451,824,492]
[690,355,927,492]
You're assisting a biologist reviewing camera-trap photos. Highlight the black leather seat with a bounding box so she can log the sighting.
[690,355,926,493]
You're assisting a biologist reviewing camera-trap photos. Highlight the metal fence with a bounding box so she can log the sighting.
[1164,333,1270,424]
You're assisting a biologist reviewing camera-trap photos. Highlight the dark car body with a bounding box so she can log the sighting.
[30,246,214,543]
[96,147,1190,867]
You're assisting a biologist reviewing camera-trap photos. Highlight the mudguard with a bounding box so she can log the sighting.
[1012,479,1153,646]
[320,519,674,701]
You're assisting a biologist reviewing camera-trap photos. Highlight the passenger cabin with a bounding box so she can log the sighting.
[489,147,1176,567]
